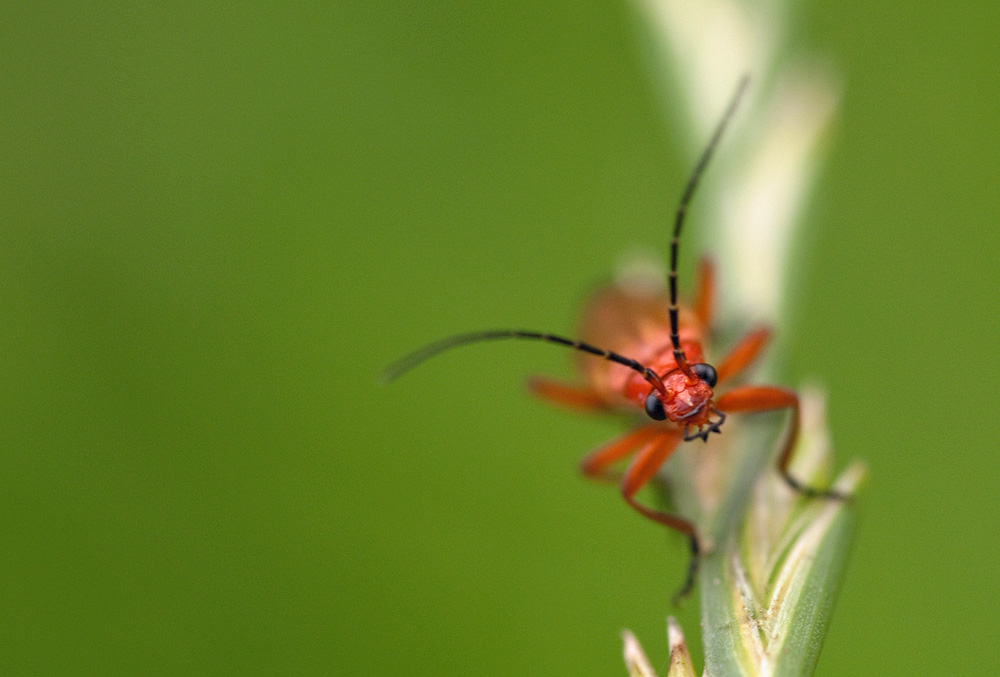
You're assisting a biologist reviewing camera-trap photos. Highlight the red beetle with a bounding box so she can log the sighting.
[386,77,845,599]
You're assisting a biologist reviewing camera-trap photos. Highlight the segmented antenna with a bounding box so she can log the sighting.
[383,330,665,393]
[668,75,750,376]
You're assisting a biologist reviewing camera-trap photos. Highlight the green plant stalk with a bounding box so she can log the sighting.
[622,0,861,674]
[627,388,864,676]
[697,424,865,676]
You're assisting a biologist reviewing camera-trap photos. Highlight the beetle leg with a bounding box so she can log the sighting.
[619,431,700,602]
[715,385,849,499]
[526,376,608,412]
[715,326,772,382]
[693,256,716,330]
[578,426,661,483]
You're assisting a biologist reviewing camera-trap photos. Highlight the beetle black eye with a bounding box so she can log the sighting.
[692,363,718,388]
[644,390,667,420]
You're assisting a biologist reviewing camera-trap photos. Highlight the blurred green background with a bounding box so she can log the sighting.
[2,1,998,674]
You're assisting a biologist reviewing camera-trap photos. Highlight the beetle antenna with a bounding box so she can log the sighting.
[383,330,665,393]
[668,75,750,376]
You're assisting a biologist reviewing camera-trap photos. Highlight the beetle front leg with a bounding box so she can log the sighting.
[619,431,701,602]
[715,385,849,500]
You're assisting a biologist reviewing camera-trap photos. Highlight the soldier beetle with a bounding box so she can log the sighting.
[385,76,845,599]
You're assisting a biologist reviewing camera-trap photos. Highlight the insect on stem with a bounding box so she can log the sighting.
[383,74,847,602]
